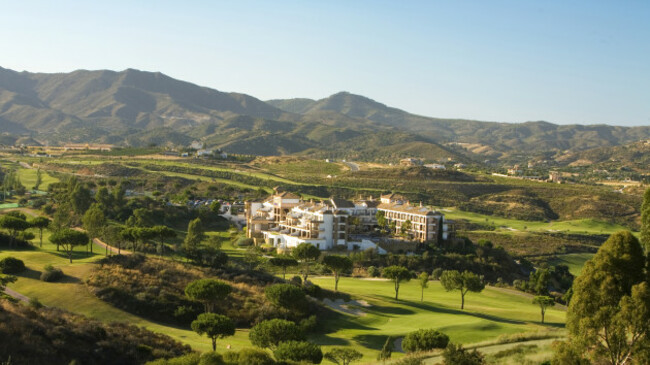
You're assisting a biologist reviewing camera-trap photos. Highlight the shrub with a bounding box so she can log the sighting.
[290,276,302,286]
[236,238,254,247]
[274,341,322,364]
[432,268,443,280]
[402,329,450,353]
[442,343,485,365]
[198,352,225,365]
[40,264,64,282]
[367,266,380,277]
[249,319,305,349]
[0,257,25,274]
[236,348,275,365]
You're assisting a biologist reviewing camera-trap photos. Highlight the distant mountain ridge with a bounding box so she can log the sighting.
[1,66,649,161]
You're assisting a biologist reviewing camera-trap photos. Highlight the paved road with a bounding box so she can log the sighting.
[3,287,29,303]
[343,161,359,171]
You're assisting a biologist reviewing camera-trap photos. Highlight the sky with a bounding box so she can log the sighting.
[1,0,648,126]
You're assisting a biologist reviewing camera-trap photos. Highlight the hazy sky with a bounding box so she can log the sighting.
[1,1,648,126]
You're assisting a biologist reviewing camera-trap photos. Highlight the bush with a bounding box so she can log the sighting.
[236,348,275,365]
[432,268,443,280]
[442,343,485,365]
[198,352,225,365]
[367,266,380,277]
[289,276,302,286]
[402,329,450,353]
[40,264,64,282]
[0,257,25,274]
[249,319,305,349]
[236,238,254,247]
[274,341,322,364]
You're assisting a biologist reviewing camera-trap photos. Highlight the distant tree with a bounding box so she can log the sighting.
[51,202,73,237]
[191,313,235,351]
[210,200,221,214]
[95,186,113,212]
[440,270,485,310]
[185,278,232,313]
[49,228,89,263]
[132,208,154,227]
[135,227,156,253]
[442,343,485,365]
[377,336,393,363]
[120,227,138,253]
[376,211,387,233]
[183,218,206,257]
[264,283,307,316]
[269,256,298,279]
[322,255,353,291]
[0,215,31,246]
[70,183,93,216]
[400,219,412,236]
[382,265,411,300]
[562,231,650,364]
[82,203,106,253]
[30,216,50,247]
[402,329,450,353]
[274,341,323,364]
[324,348,363,365]
[249,319,305,349]
[532,296,555,324]
[418,272,430,302]
[292,243,321,282]
[33,168,43,190]
[151,225,176,256]
[642,188,650,252]
[529,268,550,295]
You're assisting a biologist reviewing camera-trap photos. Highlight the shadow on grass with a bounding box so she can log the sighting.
[351,334,392,351]
[16,267,41,280]
[374,294,529,326]
[317,307,378,334]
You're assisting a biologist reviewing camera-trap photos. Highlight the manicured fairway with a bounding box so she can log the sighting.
[549,253,594,276]
[442,208,631,236]
[2,229,566,363]
[309,276,565,361]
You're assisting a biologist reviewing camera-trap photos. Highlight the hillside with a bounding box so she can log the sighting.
[269,92,650,155]
[555,139,650,172]
[1,66,649,162]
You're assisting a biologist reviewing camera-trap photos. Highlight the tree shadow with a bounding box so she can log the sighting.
[351,334,392,350]
[16,268,41,280]
[373,294,530,326]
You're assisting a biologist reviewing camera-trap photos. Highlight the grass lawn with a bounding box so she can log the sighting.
[549,253,595,276]
[0,240,251,354]
[442,208,632,236]
[308,276,566,362]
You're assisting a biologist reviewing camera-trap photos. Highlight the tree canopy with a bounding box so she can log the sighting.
[268,256,298,280]
[190,313,235,351]
[440,270,485,310]
[184,278,232,313]
[382,265,411,300]
[49,228,89,263]
[322,255,353,292]
[563,230,650,364]
[249,318,305,349]
[292,243,321,282]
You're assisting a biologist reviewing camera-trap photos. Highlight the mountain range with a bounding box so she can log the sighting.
[1,66,649,163]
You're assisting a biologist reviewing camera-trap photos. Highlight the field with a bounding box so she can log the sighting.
[308,277,565,362]
[2,232,566,364]
[443,208,632,236]
[549,253,595,276]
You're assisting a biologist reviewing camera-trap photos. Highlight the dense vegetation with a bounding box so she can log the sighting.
[0,299,191,365]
